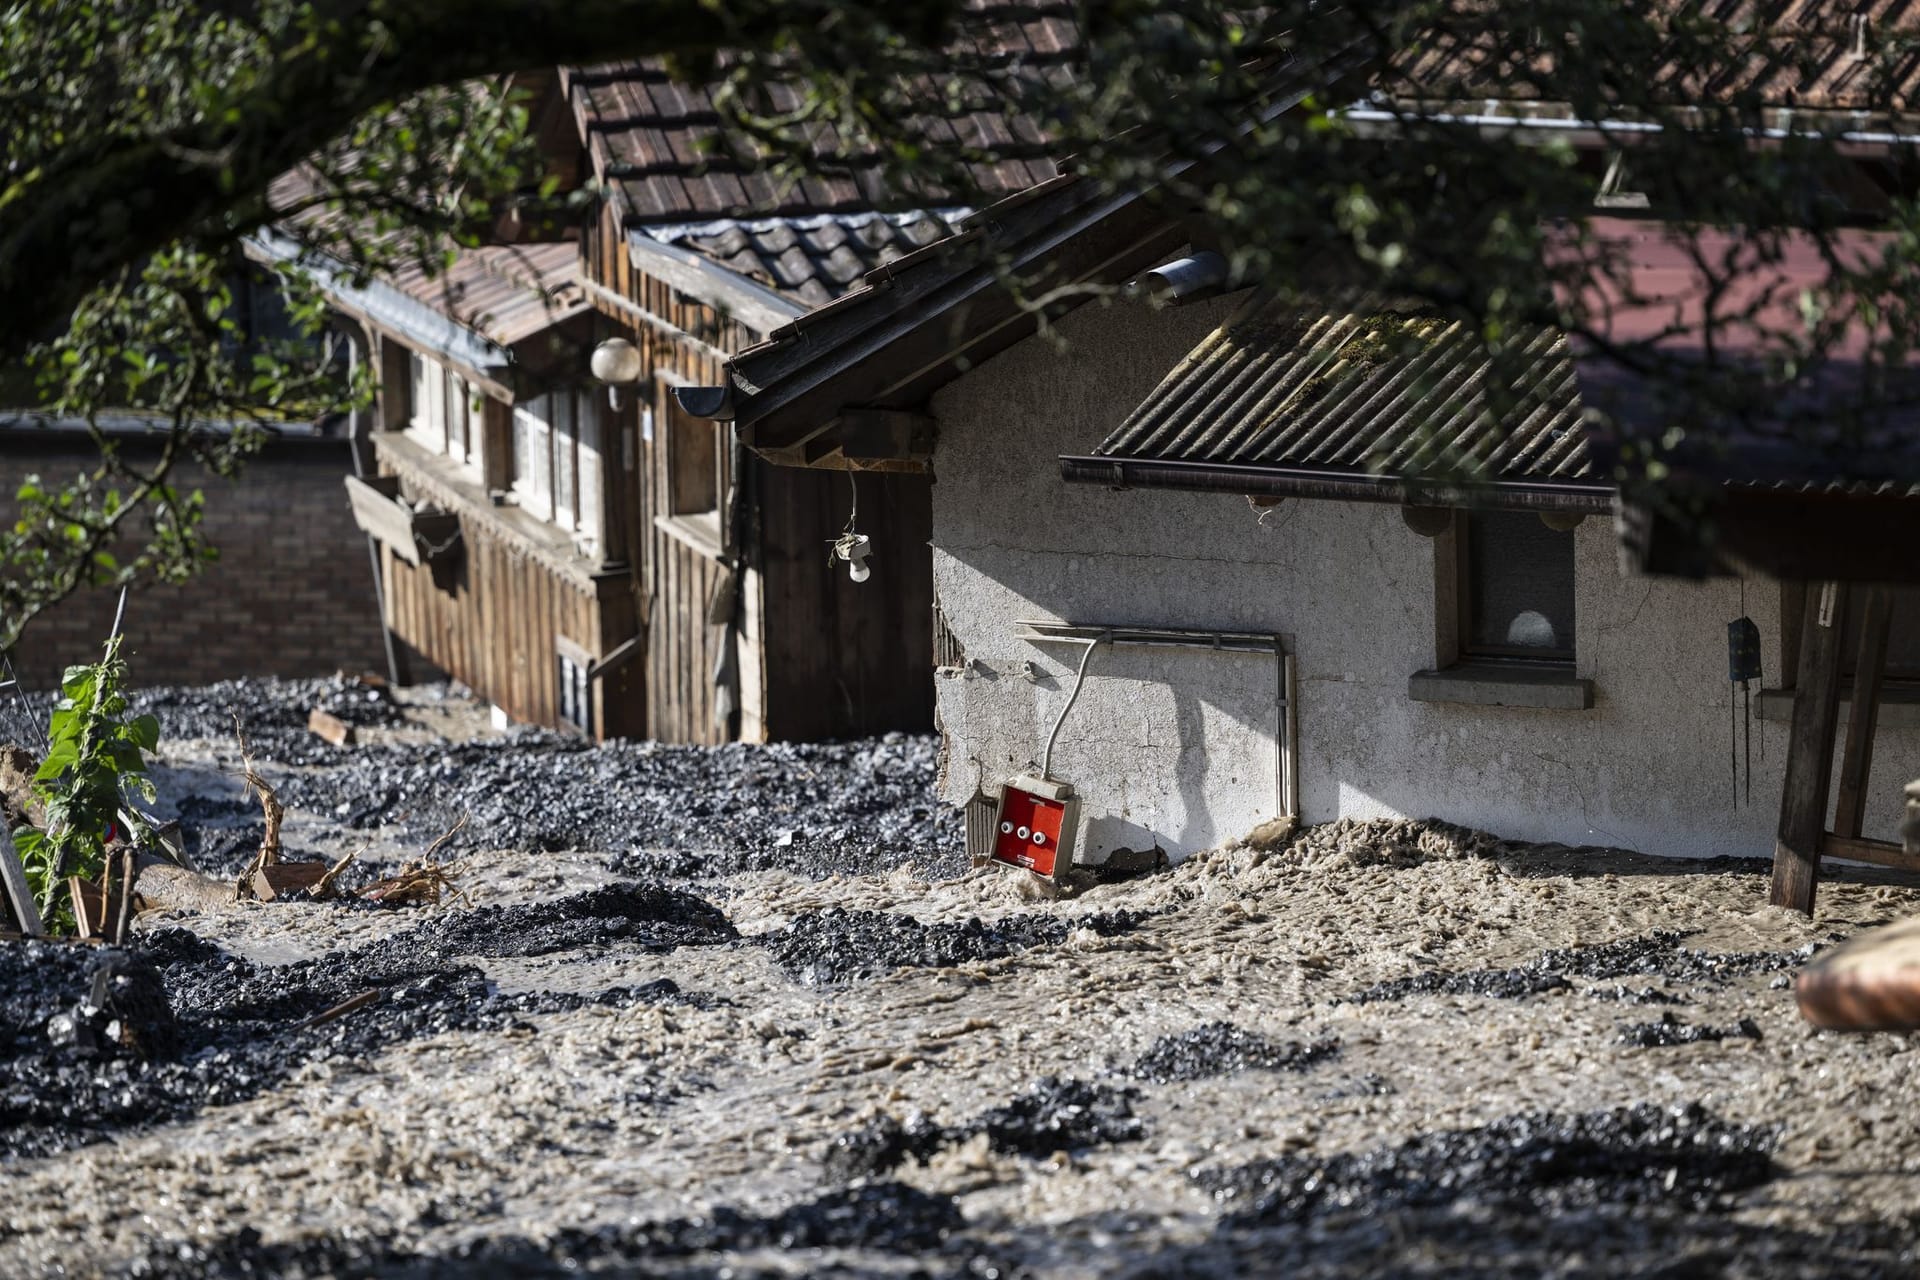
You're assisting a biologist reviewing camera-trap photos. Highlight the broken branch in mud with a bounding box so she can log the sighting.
[229,712,285,900]
[295,988,383,1031]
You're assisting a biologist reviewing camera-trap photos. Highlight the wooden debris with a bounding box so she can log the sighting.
[0,818,44,937]
[307,706,355,747]
[66,868,136,940]
[296,988,382,1031]
[359,859,468,907]
[251,860,330,902]
[230,712,286,899]
[312,847,361,899]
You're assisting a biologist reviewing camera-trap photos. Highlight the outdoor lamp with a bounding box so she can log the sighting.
[590,337,644,408]
[834,532,873,584]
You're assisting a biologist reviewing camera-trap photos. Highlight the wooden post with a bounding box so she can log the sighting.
[1772,581,1850,914]
[0,819,44,936]
[1834,586,1891,839]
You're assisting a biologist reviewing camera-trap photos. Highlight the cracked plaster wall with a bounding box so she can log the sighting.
[929,296,1920,862]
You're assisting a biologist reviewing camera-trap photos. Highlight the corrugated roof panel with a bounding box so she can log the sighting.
[1094,292,1595,485]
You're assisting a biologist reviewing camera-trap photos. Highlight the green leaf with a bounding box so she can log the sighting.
[126,713,160,752]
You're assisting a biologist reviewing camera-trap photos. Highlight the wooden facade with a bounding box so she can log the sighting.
[582,203,934,744]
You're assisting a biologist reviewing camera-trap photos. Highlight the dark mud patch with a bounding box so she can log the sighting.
[1618,1013,1764,1048]
[1341,931,1816,1005]
[259,728,964,879]
[1199,1103,1775,1222]
[138,674,410,766]
[1130,1022,1340,1084]
[122,1181,966,1278]
[0,885,732,1158]
[1586,983,1688,1005]
[758,907,1147,984]
[825,1076,1144,1180]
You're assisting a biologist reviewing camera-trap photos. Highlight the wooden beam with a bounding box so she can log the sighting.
[1820,833,1920,875]
[1773,581,1850,914]
[1834,586,1891,838]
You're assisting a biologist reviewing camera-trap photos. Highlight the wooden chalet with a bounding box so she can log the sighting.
[267,11,1071,744]
[666,21,1920,891]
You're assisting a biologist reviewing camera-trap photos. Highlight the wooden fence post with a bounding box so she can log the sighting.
[1772,581,1850,914]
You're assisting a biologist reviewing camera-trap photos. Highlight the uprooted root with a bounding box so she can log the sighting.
[359,815,471,907]
[230,712,285,900]
[360,860,470,908]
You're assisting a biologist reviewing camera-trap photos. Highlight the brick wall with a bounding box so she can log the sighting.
[0,434,388,689]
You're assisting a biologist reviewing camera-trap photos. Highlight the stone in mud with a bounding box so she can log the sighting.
[760,906,1147,984]
[826,1076,1144,1178]
[1131,1022,1340,1084]
[1200,1102,1776,1222]
[1617,1013,1764,1048]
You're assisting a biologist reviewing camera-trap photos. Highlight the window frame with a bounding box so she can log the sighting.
[1454,509,1578,664]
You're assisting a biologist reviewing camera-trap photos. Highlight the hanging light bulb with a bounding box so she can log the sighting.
[589,337,644,409]
[836,532,873,583]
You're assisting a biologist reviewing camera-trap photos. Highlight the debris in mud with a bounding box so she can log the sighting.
[1318,1072,1396,1100]
[139,676,964,879]
[825,1076,1144,1180]
[758,906,1146,984]
[1618,1012,1764,1048]
[1340,932,1819,1005]
[1200,1103,1777,1222]
[0,884,736,1158]
[1587,984,1688,1005]
[1283,817,1510,870]
[1130,1022,1340,1084]
[125,1181,965,1278]
[136,673,407,766]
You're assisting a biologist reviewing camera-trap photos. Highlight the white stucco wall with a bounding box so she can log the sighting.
[929,296,1920,862]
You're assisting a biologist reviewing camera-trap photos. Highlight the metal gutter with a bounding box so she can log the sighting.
[1341,107,1920,154]
[1061,454,1615,512]
[245,228,514,381]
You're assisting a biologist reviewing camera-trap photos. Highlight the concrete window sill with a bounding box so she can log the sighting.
[1409,661,1595,711]
[1756,684,1920,729]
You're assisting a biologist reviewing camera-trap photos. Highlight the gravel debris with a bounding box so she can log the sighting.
[824,1076,1144,1180]
[1617,1013,1765,1048]
[756,906,1147,984]
[1200,1103,1778,1220]
[1340,931,1819,1005]
[1130,1023,1341,1084]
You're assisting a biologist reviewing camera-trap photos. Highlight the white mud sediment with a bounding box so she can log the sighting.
[1,681,1917,1277]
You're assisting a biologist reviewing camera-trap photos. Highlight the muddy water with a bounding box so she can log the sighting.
[2,685,1919,1276]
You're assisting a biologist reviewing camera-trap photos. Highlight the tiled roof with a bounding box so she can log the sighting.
[1094,291,1594,484]
[263,171,587,349]
[1395,0,1920,113]
[567,1,1073,225]
[639,210,966,308]
[376,242,587,348]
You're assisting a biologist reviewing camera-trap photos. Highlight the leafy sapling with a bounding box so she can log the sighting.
[14,636,159,932]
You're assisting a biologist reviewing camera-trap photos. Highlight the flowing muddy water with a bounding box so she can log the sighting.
[3,680,1919,1277]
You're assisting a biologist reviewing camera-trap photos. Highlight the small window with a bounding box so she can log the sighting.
[552,390,578,529]
[407,351,446,451]
[445,370,473,466]
[512,394,554,520]
[1460,511,1576,661]
[555,640,592,735]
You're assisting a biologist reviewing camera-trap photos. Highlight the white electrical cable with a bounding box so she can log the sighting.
[1041,632,1107,780]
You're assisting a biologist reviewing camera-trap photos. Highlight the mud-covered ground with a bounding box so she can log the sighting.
[3,678,1919,1278]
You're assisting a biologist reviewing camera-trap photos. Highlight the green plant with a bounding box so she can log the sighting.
[14,636,158,932]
